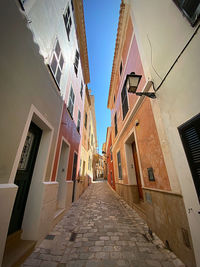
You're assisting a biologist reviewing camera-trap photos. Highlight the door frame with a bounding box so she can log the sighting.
[56,137,70,209]
[124,128,144,188]
[8,104,54,240]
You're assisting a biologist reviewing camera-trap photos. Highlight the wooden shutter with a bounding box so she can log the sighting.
[179,114,200,201]
[121,85,128,119]
[114,113,118,136]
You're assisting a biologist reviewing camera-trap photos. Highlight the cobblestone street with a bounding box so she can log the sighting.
[23,182,184,267]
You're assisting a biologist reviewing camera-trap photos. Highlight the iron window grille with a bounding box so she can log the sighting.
[121,84,129,120]
[117,151,122,179]
[114,113,118,136]
[64,5,72,41]
[173,0,200,26]
[49,40,64,86]
[74,50,80,76]
[68,86,75,118]
[77,110,81,133]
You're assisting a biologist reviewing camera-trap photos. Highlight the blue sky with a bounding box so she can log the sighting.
[83,0,121,154]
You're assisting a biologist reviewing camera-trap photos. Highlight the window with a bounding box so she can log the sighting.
[68,86,75,118]
[117,151,122,179]
[50,40,64,86]
[71,0,74,12]
[74,50,80,76]
[77,110,81,133]
[88,156,91,170]
[110,146,113,161]
[80,81,83,99]
[114,113,118,136]
[64,5,72,40]
[120,61,123,76]
[91,134,93,146]
[179,114,200,202]
[121,84,129,119]
[89,125,91,138]
[173,0,200,26]
[84,112,87,129]
[114,95,115,104]
[72,153,78,180]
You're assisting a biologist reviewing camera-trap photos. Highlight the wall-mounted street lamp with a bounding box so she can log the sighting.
[125,72,156,99]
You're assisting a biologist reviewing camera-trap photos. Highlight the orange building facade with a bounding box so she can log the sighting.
[107,2,195,266]
[105,127,115,190]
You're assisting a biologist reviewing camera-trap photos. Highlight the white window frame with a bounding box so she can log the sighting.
[49,39,64,86]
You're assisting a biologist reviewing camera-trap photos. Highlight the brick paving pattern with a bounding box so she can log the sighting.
[22,181,185,267]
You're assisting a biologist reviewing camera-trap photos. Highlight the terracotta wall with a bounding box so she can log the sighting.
[106,132,115,190]
[113,98,171,191]
[111,34,146,146]
[111,16,170,191]
[51,103,81,182]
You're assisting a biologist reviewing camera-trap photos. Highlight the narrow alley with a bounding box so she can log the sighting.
[23,182,183,267]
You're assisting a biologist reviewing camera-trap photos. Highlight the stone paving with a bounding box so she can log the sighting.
[22,181,185,267]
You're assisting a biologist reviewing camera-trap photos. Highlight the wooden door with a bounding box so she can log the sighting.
[72,153,78,202]
[8,122,42,235]
[132,142,143,200]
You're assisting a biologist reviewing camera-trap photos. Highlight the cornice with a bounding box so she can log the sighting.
[107,1,129,109]
[74,0,90,84]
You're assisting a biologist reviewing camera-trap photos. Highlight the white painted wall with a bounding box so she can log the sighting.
[0,184,18,265]
[129,0,200,264]
[0,0,64,261]
[25,0,86,130]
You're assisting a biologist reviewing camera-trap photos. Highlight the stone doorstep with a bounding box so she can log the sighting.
[2,238,36,267]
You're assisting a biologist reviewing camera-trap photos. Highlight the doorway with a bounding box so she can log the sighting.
[56,140,69,210]
[72,152,78,202]
[8,122,42,235]
[132,141,143,200]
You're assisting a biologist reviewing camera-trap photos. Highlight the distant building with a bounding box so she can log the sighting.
[95,155,104,178]
[79,86,98,195]
[102,143,107,180]
[105,127,115,189]
[107,0,199,266]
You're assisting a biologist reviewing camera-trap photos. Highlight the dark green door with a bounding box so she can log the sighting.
[8,122,42,235]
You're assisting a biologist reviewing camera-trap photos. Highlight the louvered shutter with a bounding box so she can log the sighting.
[179,114,200,201]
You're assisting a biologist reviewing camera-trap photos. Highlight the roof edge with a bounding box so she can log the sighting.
[74,0,90,84]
